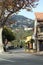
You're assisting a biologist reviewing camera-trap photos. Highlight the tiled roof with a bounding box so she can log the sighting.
[35,12,43,21]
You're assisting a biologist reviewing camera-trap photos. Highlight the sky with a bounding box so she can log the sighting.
[18,0,43,20]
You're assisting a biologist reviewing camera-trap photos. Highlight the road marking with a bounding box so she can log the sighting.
[0,58,15,63]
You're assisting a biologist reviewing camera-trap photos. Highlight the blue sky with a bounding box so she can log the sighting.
[18,0,43,20]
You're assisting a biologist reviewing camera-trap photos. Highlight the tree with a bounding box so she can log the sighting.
[0,0,39,52]
[2,26,15,51]
[2,26,15,42]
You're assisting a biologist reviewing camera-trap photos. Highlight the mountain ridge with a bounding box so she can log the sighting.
[7,15,34,29]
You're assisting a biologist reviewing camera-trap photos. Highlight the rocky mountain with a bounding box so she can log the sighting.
[7,15,34,29]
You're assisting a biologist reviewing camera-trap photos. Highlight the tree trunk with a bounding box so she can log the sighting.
[0,28,4,53]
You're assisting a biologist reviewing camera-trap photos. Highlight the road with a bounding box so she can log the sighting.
[0,49,43,65]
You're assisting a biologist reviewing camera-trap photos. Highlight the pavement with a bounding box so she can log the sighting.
[11,50,43,56]
[0,48,43,56]
[0,49,43,56]
[0,51,43,65]
[33,51,43,56]
[0,48,43,65]
[0,48,26,55]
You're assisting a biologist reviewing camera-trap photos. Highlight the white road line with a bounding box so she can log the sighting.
[0,58,15,63]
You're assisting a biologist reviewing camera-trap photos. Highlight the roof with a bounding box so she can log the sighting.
[35,12,43,21]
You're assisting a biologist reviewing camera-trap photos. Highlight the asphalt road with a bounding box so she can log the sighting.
[0,52,43,65]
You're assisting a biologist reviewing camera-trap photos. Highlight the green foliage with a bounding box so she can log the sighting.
[2,26,15,41]
[30,39,34,43]
[11,40,25,48]
[11,29,33,47]
[14,29,33,40]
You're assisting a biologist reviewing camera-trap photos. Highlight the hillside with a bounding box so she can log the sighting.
[7,15,34,29]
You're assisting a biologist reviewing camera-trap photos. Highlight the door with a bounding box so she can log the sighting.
[39,40,43,51]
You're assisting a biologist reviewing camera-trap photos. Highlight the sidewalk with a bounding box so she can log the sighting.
[33,51,43,56]
[0,49,43,56]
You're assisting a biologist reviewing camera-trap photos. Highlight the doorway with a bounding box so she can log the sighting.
[39,40,43,51]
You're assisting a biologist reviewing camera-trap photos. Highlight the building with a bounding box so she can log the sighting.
[33,12,43,51]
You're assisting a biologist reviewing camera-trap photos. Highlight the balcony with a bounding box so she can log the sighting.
[37,32,43,40]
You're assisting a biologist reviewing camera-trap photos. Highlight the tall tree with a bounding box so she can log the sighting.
[0,0,39,52]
